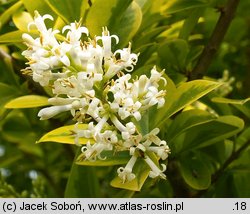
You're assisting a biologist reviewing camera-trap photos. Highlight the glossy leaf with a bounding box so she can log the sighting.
[164,0,208,14]
[76,151,130,166]
[1,111,42,157]
[113,2,142,48]
[0,31,23,43]
[232,169,250,197]
[86,0,132,36]
[0,1,23,30]
[158,39,189,71]
[179,8,203,40]
[212,97,250,105]
[5,95,49,109]
[45,0,83,23]
[12,11,33,32]
[152,80,221,128]
[38,124,94,144]
[179,153,211,190]
[179,115,244,153]
[0,83,19,115]
[166,109,216,144]
[21,0,56,17]
[235,126,250,149]
[86,0,141,47]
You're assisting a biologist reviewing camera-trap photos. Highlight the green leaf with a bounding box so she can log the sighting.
[45,0,83,23]
[166,109,216,144]
[0,30,23,43]
[179,153,211,190]
[65,149,100,197]
[236,126,250,149]
[86,0,132,36]
[21,0,56,17]
[0,1,23,30]
[134,26,168,49]
[212,97,250,105]
[0,83,19,115]
[164,0,208,14]
[4,95,49,109]
[38,124,94,144]
[1,110,42,157]
[179,115,244,153]
[158,39,189,71]
[178,8,204,40]
[152,80,221,128]
[211,97,250,119]
[86,0,141,47]
[76,151,130,166]
[113,2,142,48]
[12,11,33,32]
[232,169,250,197]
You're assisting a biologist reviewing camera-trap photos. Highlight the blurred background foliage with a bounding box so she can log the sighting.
[0,0,250,197]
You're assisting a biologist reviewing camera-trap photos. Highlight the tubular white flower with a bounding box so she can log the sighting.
[150,66,167,87]
[28,11,53,33]
[144,155,166,179]
[22,33,41,47]
[38,104,72,120]
[117,155,137,183]
[145,141,170,160]
[114,43,138,72]
[96,27,119,58]
[81,141,112,161]
[87,98,102,121]
[32,70,52,86]
[63,22,89,44]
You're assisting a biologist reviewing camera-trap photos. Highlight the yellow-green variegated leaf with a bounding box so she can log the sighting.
[38,124,94,144]
[0,1,23,30]
[45,0,83,23]
[0,30,23,43]
[151,80,221,129]
[4,95,49,109]
[211,97,250,105]
[12,11,34,32]
[76,151,130,166]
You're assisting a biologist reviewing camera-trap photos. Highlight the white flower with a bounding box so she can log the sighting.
[150,66,167,87]
[81,141,112,161]
[144,155,166,179]
[38,104,72,120]
[32,70,52,86]
[145,141,170,160]
[28,11,53,34]
[117,155,137,183]
[63,22,89,44]
[96,27,119,58]
[110,116,136,140]
[114,43,138,72]
[22,13,170,184]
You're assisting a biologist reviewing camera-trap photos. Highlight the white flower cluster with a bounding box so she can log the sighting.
[22,11,170,183]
